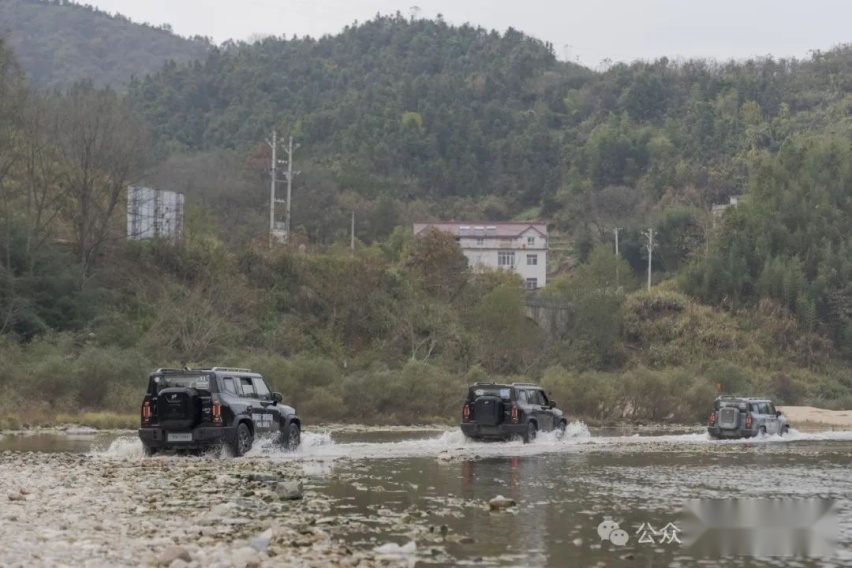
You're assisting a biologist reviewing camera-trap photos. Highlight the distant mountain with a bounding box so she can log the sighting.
[0,0,209,88]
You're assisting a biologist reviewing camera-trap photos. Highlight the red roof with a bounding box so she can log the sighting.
[413,222,547,238]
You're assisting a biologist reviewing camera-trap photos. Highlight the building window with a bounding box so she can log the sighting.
[525,278,538,290]
[527,236,535,246]
[527,254,538,266]
[476,238,484,246]
[498,251,515,267]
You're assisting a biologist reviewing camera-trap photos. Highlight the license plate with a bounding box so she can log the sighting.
[167,433,192,442]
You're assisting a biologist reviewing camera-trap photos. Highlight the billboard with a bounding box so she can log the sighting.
[127,186,185,242]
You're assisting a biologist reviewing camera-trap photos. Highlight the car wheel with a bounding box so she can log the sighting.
[142,445,156,457]
[556,420,567,439]
[758,426,766,438]
[522,422,537,444]
[282,422,301,451]
[230,423,253,457]
[781,426,789,436]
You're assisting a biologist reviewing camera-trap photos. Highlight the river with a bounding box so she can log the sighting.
[1,424,851,567]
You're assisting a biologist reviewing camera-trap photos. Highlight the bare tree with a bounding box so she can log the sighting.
[20,92,64,269]
[54,81,152,277]
[0,40,28,334]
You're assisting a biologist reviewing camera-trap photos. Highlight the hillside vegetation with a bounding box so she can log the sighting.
[0,12,850,427]
[0,0,209,88]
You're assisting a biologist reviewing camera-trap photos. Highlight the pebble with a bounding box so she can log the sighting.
[158,546,191,566]
[488,495,517,510]
[274,480,303,500]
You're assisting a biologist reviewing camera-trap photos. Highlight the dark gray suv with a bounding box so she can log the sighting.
[707,396,790,439]
[138,367,301,457]
[460,382,568,443]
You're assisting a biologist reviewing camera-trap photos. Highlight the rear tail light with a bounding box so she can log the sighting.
[462,404,470,423]
[511,406,519,424]
[212,401,222,425]
[141,401,151,426]
[708,412,715,425]
[745,414,752,428]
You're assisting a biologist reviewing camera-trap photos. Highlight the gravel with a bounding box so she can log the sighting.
[0,449,416,567]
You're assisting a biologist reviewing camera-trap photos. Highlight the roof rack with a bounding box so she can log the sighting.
[511,382,539,387]
[154,368,189,374]
[210,367,252,373]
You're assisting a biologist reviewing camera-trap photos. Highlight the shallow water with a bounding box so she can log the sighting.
[2,424,852,567]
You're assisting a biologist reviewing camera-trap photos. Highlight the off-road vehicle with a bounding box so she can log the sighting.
[138,367,301,457]
[707,396,790,439]
[460,382,568,443]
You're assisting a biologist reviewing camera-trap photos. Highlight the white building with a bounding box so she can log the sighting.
[127,186,185,243]
[413,222,548,289]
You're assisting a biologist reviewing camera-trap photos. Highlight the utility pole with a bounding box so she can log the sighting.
[266,130,278,249]
[642,228,655,290]
[614,227,622,289]
[282,136,299,240]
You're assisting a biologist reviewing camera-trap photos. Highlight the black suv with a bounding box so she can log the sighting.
[138,367,301,457]
[460,382,567,443]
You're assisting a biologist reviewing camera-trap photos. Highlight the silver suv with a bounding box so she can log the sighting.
[707,396,790,439]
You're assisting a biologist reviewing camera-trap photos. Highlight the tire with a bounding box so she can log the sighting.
[758,426,766,438]
[780,426,789,437]
[522,421,537,444]
[142,445,157,457]
[281,422,301,451]
[229,422,253,457]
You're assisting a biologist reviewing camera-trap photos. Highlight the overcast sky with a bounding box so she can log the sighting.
[87,0,851,68]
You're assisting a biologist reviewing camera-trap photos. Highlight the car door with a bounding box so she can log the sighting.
[538,390,559,431]
[238,376,274,433]
[528,389,554,431]
[763,402,780,434]
[251,376,280,432]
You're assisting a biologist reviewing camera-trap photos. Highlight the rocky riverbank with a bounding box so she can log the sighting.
[0,450,427,567]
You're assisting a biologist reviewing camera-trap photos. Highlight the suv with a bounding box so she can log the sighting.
[460,382,568,443]
[138,367,302,457]
[707,396,790,439]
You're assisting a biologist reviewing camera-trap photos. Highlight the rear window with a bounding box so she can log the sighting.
[716,400,747,410]
[469,387,512,400]
[150,374,212,394]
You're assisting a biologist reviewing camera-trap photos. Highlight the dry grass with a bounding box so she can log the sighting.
[54,412,138,430]
[0,412,137,431]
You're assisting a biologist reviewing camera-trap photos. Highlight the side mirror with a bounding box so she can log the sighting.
[775,411,782,417]
[549,400,556,408]
[271,392,283,405]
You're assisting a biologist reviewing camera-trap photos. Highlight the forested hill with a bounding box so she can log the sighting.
[0,0,209,88]
[129,17,852,357]
[131,15,585,205]
[129,16,852,214]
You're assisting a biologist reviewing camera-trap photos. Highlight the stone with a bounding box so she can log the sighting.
[249,529,272,552]
[158,546,191,566]
[488,495,517,511]
[231,546,260,568]
[274,481,303,500]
